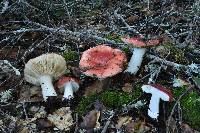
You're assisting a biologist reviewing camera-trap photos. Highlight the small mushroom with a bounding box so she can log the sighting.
[79,45,127,79]
[121,36,161,75]
[56,76,79,100]
[24,53,66,101]
[142,84,173,119]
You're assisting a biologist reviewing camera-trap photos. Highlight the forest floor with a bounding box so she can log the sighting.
[0,0,200,133]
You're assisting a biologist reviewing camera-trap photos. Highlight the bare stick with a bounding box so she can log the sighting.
[0,21,124,47]
[101,111,115,133]
[114,8,142,36]
[147,54,188,70]
[166,86,193,132]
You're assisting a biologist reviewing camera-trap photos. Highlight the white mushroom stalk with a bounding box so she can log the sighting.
[142,84,173,119]
[63,82,74,100]
[40,75,57,101]
[64,81,79,100]
[147,94,161,119]
[121,37,161,75]
[56,76,80,101]
[125,47,146,74]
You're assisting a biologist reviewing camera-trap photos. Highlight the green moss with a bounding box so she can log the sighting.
[164,44,189,64]
[105,34,123,43]
[121,46,130,54]
[62,50,79,61]
[172,86,200,130]
[76,86,142,116]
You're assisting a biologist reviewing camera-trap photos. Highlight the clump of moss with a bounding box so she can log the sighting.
[105,33,122,43]
[76,87,142,116]
[172,86,200,130]
[121,46,130,54]
[164,44,189,64]
[62,50,79,62]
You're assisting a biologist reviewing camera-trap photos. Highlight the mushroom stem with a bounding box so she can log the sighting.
[148,94,160,119]
[125,48,146,74]
[39,75,57,101]
[63,82,74,100]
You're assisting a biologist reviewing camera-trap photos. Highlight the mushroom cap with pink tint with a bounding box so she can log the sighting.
[142,84,173,101]
[79,45,127,79]
[121,36,161,48]
[56,76,79,89]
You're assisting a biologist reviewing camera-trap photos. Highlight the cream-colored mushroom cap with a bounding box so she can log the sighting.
[24,53,66,85]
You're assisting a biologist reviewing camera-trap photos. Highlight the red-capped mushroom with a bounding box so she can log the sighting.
[121,36,161,75]
[142,84,173,119]
[79,45,127,79]
[56,76,79,100]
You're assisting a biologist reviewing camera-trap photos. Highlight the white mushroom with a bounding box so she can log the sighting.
[24,53,66,101]
[121,36,161,75]
[56,76,80,100]
[142,84,173,119]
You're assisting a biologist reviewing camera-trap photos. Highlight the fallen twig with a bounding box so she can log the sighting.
[0,21,124,48]
[146,54,200,75]
[0,60,20,76]
[114,8,142,36]
[0,0,9,14]
[166,85,194,132]
[101,110,115,133]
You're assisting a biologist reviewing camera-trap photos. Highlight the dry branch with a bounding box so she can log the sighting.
[0,21,123,47]
[146,54,200,74]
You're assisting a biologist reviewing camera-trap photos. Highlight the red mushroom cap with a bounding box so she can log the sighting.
[149,84,173,101]
[121,36,161,48]
[56,76,79,89]
[79,45,127,79]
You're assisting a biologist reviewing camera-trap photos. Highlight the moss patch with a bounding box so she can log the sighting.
[105,33,122,43]
[164,44,189,64]
[172,86,200,130]
[62,50,79,62]
[76,86,142,116]
[121,46,130,54]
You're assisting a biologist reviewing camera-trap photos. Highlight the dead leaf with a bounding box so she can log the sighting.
[161,35,173,44]
[47,107,73,131]
[84,80,104,96]
[18,85,31,102]
[93,100,105,111]
[30,86,43,101]
[69,66,82,77]
[125,119,150,133]
[18,85,43,102]
[95,111,101,129]
[17,118,37,133]
[37,118,52,130]
[116,116,132,129]
[181,123,199,133]
[80,110,100,130]
[126,15,139,23]
[0,47,24,59]
[166,117,178,133]
[30,106,47,119]
[122,83,133,93]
